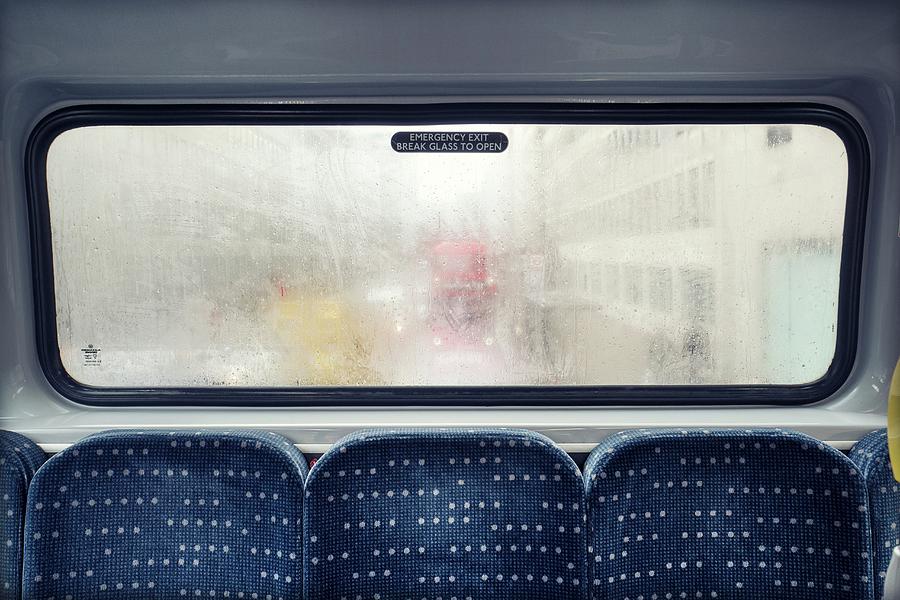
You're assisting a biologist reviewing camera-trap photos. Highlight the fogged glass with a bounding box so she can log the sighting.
[46,124,848,387]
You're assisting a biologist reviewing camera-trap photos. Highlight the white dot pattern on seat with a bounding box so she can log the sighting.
[22,429,307,600]
[0,430,46,480]
[583,428,874,600]
[1,431,46,600]
[303,428,587,600]
[849,428,898,599]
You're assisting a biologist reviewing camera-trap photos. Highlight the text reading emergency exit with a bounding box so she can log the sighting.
[391,132,508,153]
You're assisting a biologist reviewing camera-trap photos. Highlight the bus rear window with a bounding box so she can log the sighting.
[43,121,850,389]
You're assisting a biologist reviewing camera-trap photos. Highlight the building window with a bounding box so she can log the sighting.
[766,125,793,147]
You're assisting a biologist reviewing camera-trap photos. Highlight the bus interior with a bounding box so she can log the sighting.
[1,1,899,599]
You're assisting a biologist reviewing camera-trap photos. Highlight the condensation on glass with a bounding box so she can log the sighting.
[45,123,849,387]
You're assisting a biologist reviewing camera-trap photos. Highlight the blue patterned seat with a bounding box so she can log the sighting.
[0,430,46,480]
[22,429,308,600]
[850,429,898,598]
[584,428,874,600]
[303,428,587,600]
[1,431,46,600]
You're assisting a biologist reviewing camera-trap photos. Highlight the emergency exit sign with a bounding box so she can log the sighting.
[391,131,508,153]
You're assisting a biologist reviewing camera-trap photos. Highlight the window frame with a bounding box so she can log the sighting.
[25,103,869,407]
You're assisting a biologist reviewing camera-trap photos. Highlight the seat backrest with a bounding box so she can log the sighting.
[850,429,899,598]
[584,428,874,600]
[1,431,46,600]
[22,429,307,599]
[304,428,587,600]
[0,430,46,480]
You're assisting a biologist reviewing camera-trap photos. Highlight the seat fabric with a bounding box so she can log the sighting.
[0,430,46,479]
[850,428,899,599]
[304,428,587,600]
[584,428,874,600]
[23,429,307,600]
[1,431,46,600]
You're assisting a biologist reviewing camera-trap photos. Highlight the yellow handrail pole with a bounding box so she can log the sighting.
[888,357,900,482]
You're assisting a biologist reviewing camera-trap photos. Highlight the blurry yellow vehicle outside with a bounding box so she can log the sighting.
[272,294,379,386]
